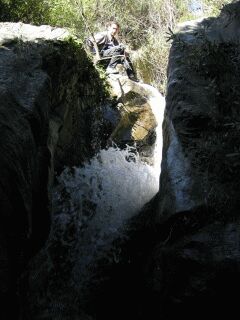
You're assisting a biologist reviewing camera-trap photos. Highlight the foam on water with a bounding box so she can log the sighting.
[52,83,165,287]
[56,145,159,228]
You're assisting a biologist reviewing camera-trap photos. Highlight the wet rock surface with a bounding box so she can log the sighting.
[136,2,240,319]
[106,72,161,164]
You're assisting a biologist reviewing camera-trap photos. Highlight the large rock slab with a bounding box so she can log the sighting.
[141,2,240,318]
[0,22,105,319]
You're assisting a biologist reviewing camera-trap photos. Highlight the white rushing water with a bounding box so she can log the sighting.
[52,83,165,286]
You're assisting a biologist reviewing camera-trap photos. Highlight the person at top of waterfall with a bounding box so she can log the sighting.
[87,21,138,81]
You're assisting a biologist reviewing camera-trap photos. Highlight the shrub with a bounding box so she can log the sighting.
[0,0,235,94]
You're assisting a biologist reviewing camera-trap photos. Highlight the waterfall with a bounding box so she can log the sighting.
[139,83,165,176]
[51,83,165,302]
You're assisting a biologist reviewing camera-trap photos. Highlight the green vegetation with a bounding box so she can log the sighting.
[202,0,233,16]
[0,0,234,94]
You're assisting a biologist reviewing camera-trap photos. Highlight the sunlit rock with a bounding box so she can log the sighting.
[142,2,240,319]
[106,70,163,164]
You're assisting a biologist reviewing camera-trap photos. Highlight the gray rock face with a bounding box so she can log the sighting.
[141,2,240,318]
[0,22,70,44]
[0,22,105,319]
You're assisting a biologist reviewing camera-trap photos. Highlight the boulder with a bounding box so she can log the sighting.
[141,2,240,318]
[0,22,105,319]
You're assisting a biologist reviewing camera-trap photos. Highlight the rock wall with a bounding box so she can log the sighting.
[140,2,240,319]
[0,22,106,319]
